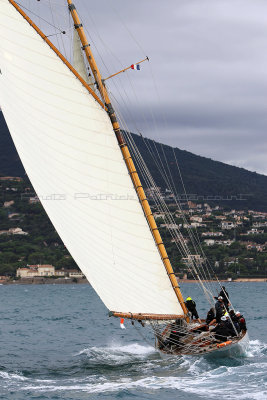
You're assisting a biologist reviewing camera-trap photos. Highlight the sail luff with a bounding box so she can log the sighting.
[67,1,188,317]
[8,0,104,110]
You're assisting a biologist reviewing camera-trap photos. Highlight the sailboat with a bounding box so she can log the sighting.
[0,0,248,356]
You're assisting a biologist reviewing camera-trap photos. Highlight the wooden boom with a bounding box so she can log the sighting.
[110,312,185,321]
[67,0,188,318]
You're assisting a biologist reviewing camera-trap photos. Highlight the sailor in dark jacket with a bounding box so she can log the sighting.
[211,316,232,342]
[214,286,230,311]
[215,296,225,323]
[225,316,240,336]
[185,297,201,323]
[206,307,216,325]
[229,309,241,334]
[236,311,247,332]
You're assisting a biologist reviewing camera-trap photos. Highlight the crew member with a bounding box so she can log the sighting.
[215,296,225,323]
[236,311,247,332]
[206,307,216,325]
[214,286,230,311]
[185,297,201,324]
[211,315,232,342]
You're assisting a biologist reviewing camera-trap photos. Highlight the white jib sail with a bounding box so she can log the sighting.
[73,28,95,91]
[0,0,183,315]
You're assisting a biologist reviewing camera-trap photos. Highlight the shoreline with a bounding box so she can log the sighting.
[1,278,266,285]
[179,278,267,283]
[1,277,89,285]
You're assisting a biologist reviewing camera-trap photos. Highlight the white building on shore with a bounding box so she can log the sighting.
[16,265,84,279]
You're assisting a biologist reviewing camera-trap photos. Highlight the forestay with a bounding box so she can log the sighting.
[0,0,183,315]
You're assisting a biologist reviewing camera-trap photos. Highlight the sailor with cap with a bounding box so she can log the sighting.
[215,296,225,323]
[235,311,247,332]
[211,313,232,342]
[185,297,201,324]
[214,286,230,311]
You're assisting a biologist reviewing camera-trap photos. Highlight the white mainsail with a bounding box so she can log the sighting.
[0,0,183,315]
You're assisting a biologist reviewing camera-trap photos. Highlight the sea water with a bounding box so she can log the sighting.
[0,282,266,400]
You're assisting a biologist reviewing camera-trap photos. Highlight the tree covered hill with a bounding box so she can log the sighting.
[1,111,267,210]
[130,135,267,211]
[0,113,26,177]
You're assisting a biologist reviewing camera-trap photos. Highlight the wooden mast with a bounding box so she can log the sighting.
[67,0,188,318]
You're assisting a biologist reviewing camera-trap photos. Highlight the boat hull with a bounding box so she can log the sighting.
[157,331,249,357]
[204,331,249,358]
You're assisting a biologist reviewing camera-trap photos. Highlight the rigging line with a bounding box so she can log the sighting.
[149,142,201,258]
[171,147,218,292]
[51,0,67,58]
[77,6,116,77]
[108,77,216,299]
[86,14,159,143]
[108,75,163,163]
[68,8,72,64]
[48,0,60,50]
[107,0,147,58]
[15,1,66,33]
[113,111,191,270]
[77,5,169,167]
[98,2,209,284]
[151,321,218,352]
[143,143,217,299]
[151,140,173,191]
[123,132,210,294]
[155,145,211,273]
[126,137,204,271]
[142,142,216,292]
[132,321,155,349]
[137,137,177,212]
[137,60,211,271]
[110,92,215,302]
[119,126,191,263]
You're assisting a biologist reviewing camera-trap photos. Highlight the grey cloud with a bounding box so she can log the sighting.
[18,0,267,175]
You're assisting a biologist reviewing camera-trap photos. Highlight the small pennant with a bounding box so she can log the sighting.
[120,318,126,329]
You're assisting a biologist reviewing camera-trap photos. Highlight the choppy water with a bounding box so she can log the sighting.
[0,282,266,400]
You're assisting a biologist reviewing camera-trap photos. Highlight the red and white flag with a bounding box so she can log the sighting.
[120,318,126,329]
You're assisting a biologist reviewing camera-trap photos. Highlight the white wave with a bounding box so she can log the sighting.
[19,373,267,399]
[75,342,156,363]
[15,358,267,400]
[0,371,27,381]
[246,339,267,358]
[109,342,156,355]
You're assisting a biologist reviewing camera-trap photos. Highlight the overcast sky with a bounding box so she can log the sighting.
[18,0,267,175]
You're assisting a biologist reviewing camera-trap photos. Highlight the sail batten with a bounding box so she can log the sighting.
[0,0,184,315]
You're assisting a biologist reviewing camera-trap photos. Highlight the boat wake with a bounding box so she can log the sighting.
[1,339,267,399]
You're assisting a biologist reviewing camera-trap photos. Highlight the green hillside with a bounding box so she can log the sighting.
[0,113,25,177]
[1,111,267,210]
[128,135,267,211]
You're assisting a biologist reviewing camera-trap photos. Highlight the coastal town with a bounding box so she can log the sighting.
[0,177,267,283]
